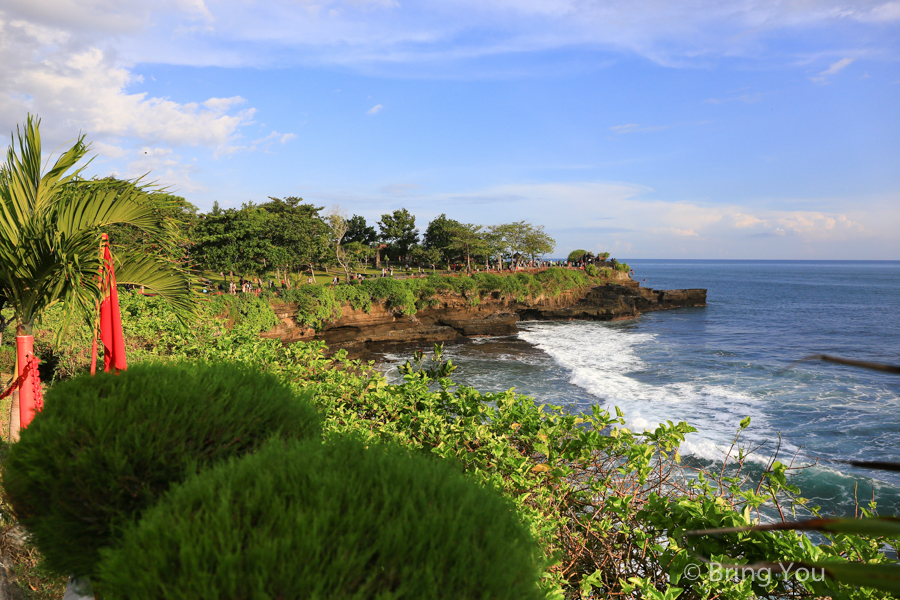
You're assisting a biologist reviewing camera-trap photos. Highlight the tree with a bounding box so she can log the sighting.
[484,225,508,270]
[411,246,443,272]
[260,197,330,284]
[345,215,377,245]
[0,115,193,343]
[325,206,356,283]
[446,223,490,274]
[522,225,555,263]
[377,208,419,261]
[344,241,376,268]
[567,249,587,263]
[423,214,463,262]
[191,204,273,280]
[102,182,198,266]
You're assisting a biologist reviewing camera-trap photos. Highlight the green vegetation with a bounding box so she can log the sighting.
[568,249,587,262]
[0,115,193,340]
[185,201,560,283]
[96,437,543,600]
[281,267,596,327]
[2,288,899,598]
[377,208,421,261]
[3,361,321,578]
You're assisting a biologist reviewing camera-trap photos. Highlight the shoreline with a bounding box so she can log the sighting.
[262,277,707,358]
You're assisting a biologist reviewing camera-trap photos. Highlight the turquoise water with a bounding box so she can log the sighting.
[379,261,900,517]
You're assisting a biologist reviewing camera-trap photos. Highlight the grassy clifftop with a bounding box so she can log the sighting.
[276,267,618,330]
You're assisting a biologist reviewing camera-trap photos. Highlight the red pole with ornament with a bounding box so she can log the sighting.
[15,334,42,429]
[90,234,128,375]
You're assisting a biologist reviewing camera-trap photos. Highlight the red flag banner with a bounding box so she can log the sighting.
[90,234,127,374]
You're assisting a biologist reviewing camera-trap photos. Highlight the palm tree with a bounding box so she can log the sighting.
[0,115,195,345]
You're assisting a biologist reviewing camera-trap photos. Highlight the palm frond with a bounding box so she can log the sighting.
[112,250,198,323]
[0,115,197,331]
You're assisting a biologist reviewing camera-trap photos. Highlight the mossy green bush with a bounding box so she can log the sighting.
[333,282,372,312]
[364,277,418,316]
[584,263,599,277]
[205,293,279,335]
[96,437,543,600]
[282,285,344,329]
[2,362,321,578]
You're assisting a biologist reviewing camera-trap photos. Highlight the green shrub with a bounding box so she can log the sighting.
[363,277,417,315]
[567,249,587,262]
[2,362,322,578]
[616,262,630,273]
[206,293,279,335]
[96,437,543,600]
[333,282,372,313]
[584,263,599,277]
[282,286,343,329]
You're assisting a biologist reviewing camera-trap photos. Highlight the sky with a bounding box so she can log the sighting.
[1,0,898,259]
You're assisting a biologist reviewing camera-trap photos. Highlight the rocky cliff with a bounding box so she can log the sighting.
[261,279,707,357]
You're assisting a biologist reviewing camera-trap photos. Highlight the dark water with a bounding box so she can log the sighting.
[378,261,900,517]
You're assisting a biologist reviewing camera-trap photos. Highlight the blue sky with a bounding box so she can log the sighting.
[1,0,898,259]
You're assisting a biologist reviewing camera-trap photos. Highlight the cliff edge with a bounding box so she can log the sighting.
[261,278,707,356]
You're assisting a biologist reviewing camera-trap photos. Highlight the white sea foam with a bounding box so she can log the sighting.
[517,321,778,464]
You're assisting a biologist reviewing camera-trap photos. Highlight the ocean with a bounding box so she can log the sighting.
[377,260,900,518]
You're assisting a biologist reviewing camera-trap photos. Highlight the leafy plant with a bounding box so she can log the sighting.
[0,115,194,339]
[2,361,321,578]
[96,437,543,600]
[397,343,457,381]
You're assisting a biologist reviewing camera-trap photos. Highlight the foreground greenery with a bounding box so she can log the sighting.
[96,436,543,600]
[3,293,898,598]
[4,362,321,577]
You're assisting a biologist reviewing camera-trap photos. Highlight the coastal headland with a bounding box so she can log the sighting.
[262,273,706,357]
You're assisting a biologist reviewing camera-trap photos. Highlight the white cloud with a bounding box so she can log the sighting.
[609,123,671,134]
[367,104,384,114]
[667,228,699,237]
[0,18,256,151]
[121,147,206,193]
[299,180,897,258]
[811,57,855,82]
[252,130,297,146]
[3,0,893,76]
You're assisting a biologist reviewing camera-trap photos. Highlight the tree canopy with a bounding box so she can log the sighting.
[378,208,419,260]
[345,215,377,245]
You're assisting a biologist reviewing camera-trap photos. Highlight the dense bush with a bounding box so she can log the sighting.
[584,263,599,277]
[2,361,321,578]
[567,249,587,262]
[280,285,344,329]
[97,437,543,600]
[364,277,418,315]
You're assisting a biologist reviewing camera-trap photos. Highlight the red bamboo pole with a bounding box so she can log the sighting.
[16,335,35,429]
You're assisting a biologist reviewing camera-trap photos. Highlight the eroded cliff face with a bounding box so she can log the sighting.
[261,280,707,356]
